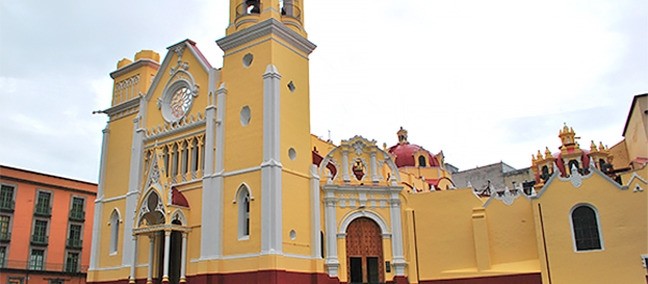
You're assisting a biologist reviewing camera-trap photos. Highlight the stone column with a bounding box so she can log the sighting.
[147,235,154,284]
[162,230,171,283]
[180,232,188,283]
[129,235,138,284]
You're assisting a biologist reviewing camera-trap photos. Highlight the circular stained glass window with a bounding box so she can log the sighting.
[170,87,192,119]
[162,81,195,123]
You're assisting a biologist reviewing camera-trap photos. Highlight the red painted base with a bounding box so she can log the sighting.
[89,272,540,284]
[89,271,339,284]
[190,270,338,284]
[392,275,409,284]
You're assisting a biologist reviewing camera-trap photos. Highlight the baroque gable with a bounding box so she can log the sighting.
[320,135,400,186]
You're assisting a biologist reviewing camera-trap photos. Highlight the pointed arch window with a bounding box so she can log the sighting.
[237,186,251,239]
[109,210,120,254]
[191,138,199,172]
[171,143,179,178]
[571,204,602,251]
[181,140,189,175]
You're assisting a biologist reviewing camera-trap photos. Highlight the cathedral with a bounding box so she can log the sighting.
[87,1,648,283]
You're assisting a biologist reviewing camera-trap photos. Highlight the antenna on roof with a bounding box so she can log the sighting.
[327,130,331,142]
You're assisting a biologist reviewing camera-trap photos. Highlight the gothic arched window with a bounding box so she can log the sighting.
[571,205,602,251]
[237,185,251,239]
[110,210,120,254]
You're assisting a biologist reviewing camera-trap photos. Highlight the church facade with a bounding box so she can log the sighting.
[87,1,647,283]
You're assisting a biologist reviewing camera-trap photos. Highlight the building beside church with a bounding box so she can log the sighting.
[0,165,97,284]
[87,1,647,283]
[451,162,534,196]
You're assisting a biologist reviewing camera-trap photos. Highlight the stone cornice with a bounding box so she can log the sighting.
[216,19,316,55]
[110,59,160,79]
[322,184,403,193]
[104,96,140,118]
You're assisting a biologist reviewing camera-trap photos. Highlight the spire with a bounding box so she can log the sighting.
[590,140,597,152]
[544,147,552,159]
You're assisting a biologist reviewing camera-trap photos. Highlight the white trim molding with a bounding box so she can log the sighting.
[216,19,316,55]
[338,210,390,236]
[260,64,283,255]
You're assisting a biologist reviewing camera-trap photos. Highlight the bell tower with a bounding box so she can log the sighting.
[198,0,317,278]
[226,0,307,36]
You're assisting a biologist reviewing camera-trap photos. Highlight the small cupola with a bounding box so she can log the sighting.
[397,127,408,145]
[558,123,579,149]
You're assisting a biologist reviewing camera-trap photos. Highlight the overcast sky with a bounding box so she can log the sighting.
[1,0,646,182]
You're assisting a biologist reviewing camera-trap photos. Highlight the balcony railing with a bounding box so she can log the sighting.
[0,231,10,242]
[0,200,14,212]
[1,260,88,273]
[66,238,83,249]
[34,205,52,217]
[69,210,85,222]
[30,234,48,246]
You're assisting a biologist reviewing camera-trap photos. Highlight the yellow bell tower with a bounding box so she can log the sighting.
[198,0,319,280]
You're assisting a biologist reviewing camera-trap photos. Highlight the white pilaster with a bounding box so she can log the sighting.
[200,81,226,259]
[89,125,109,270]
[389,192,406,275]
[324,191,339,276]
[261,64,283,254]
[214,82,226,175]
[123,114,145,266]
[310,165,322,258]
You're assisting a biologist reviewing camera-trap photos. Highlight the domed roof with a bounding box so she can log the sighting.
[387,127,440,168]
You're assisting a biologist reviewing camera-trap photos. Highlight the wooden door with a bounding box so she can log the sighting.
[345,217,383,283]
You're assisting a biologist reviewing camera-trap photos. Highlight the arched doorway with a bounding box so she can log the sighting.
[346,217,384,284]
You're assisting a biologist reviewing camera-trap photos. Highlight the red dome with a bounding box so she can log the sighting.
[388,143,440,168]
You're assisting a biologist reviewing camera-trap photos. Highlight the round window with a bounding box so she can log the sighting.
[162,81,194,123]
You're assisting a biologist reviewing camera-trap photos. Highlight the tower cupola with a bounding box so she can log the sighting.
[397,127,408,144]
[227,0,306,36]
[558,123,579,149]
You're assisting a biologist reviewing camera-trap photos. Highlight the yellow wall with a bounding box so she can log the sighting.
[533,171,647,284]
